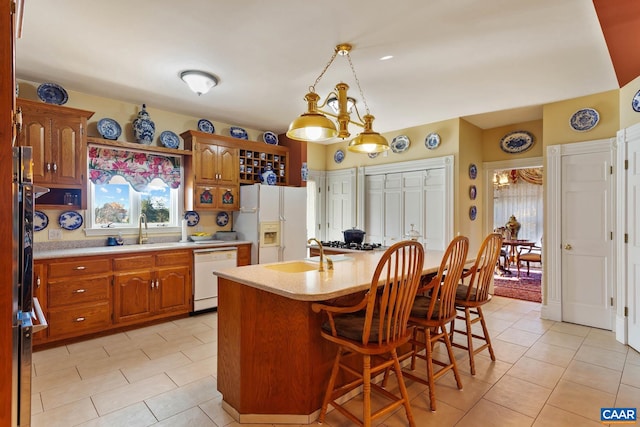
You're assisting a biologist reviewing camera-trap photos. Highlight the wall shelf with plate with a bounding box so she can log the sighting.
[236,140,289,185]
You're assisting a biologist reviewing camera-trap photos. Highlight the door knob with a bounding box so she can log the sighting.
[564,243,572,250]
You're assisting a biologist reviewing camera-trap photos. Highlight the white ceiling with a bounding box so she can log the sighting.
[15,0,619,142]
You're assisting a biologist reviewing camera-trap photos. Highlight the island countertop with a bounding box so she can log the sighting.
[214,248,446,302]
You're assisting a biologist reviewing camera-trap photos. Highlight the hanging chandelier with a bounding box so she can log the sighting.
[286,43,390,154]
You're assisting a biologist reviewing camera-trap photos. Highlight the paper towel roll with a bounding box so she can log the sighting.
[181,219,188,242]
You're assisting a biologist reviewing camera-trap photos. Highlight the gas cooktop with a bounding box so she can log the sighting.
[320,241,383,251]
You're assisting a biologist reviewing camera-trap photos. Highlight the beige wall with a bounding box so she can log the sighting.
[620,75,640,129]
[457,119,483,254]
[542,89,619,146]
[482,120,543,162]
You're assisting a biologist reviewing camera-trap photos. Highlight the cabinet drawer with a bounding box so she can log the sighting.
[113,255,155,271]
[48,276,110,307]
[48,301,111,338]
[156,251,190,267]
[48,258,111,278]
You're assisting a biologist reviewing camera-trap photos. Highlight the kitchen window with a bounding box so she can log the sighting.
[85,146,183,235]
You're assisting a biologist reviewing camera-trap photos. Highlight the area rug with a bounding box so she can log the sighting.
[493,270,542,303]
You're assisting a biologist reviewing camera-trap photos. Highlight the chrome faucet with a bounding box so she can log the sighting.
[138,213,148,244]
[307,238,333,271]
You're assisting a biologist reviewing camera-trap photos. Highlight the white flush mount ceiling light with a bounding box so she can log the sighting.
[180,70,219,96]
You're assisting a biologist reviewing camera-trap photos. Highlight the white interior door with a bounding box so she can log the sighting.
[365,175,384,244]
[424,168,446,250]
[403,171,424,245]
[561,151,613,329]
[627,136,640,350]
[384,173,403,246]
[326,170,355,241]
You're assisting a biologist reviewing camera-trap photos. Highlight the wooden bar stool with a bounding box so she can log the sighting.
[452,233,503,374]
[311,240,425,427]
[399,235,469,411]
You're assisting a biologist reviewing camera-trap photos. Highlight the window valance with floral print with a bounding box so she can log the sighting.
[88,147,181,191]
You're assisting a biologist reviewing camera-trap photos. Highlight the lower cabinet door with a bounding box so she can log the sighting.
[155,266,191,314]
[113,271,154,323]
[48,301,111,339]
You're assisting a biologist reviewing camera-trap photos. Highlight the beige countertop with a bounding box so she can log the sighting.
[214,249,446,302]
[34,240,252,260]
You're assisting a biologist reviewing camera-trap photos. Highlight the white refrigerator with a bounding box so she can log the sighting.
[233,184,307,264]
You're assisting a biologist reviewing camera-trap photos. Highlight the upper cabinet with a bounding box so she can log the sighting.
[17,99,94,209]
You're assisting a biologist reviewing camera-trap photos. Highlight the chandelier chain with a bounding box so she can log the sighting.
[309,50,339,93]
[346,53,371,115]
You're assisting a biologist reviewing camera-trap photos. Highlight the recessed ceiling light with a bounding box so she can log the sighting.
[379,55,393,61]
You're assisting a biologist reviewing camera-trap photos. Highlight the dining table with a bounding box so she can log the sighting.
[501,239,535,272]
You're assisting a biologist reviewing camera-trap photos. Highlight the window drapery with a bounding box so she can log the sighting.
[88,147,181,191]
[493,177,543,244]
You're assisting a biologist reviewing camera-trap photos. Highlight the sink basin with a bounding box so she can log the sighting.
[305,254,352,263]
[264,261,318,273]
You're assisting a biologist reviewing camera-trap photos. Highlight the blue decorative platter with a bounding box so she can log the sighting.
[632,90,640,113]
[34,210,48,232]
[37,83,68,105]
[570,108,599,132]
[97,118,122,140]
[59,211,83,231]
[334,149,345,164]
[159,130,180,149]
[198,119,215,134]
[469,185,477,200]
[263,131,278,145]
[469,205,477,221]
[216,211,230,227]
[469,164,478,180]
[391,135,410,153]
[500,131,535,154]
[230,126,248,140]
[184,210,200,226]
[425,132,441,150]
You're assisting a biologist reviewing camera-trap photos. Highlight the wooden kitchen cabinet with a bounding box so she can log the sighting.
[113,250,192,325]
[236,243,251,266]
[182,130,239,211]
[17,99,94,209]
[44,256,112,340]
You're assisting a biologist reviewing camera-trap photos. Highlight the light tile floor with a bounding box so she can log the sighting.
[31,296,640,427]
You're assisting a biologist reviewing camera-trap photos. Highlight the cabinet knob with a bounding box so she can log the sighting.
[74,266,86,270]
[75,317,86,322]
[52,163,58,172]
[46,163,51,172]
[36,276,41,288]
[73,289,86,293]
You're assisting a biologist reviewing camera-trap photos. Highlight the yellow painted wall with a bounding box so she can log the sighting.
[325,118,460,171]
[306,142,327,171]
[481,120,543,162]
[620,75,640,129]
[458,119,483,254]
[542,90,619,146]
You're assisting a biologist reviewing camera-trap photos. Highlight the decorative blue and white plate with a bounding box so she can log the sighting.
[184,210,200,226]
[500,131,535,154]
[425,132,441,150]
[34,210,48,232]
[632,90,640,113]
[263,131,278,145]
[37,83,68,105]
[570,108,599,132]
[469,205,477,221]
[334,149,345,164]
[97,118,122,140]
[367,152,379,159]
[469,164,478,180]
[469,185,477,200]
[391,135,410,153]
[230,126,248,140]
[159,130,180,149]
[216,211,230,227]
[58,211,83,231]
[198,119,215,134]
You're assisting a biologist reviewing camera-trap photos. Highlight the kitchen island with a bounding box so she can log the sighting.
[214,249,446,424]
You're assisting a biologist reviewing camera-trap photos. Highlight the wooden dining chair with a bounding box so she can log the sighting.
[517,239,542,277]
[311,240,424,427]
[399,235,469,411]
[451,233,503,375]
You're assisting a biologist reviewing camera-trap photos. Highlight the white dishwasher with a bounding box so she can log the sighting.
[193,247,237,312]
